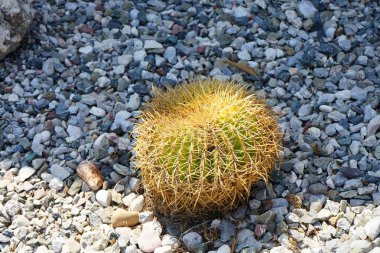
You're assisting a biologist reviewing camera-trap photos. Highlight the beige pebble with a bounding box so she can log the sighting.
[111,209,140,227]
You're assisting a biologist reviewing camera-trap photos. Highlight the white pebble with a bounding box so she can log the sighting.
[96,190,112,207]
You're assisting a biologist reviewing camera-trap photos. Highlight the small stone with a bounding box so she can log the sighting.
[139,211,154,224]
[129,195,144,212]
[183,232,203,252]
[49,177,64,191]
[374,146,380,160]
[298,104,311,117]
[286,212,300,223]
[89,107,106,117]
[339,40,352,52]
[351,86,367,101]
[335,90,351,100]
[66,125,82,143]
[125,245,138,253]
[50,164,70,180]
[357,56,368,65]
[62,239,81,253]
[363,136,377,147]
[238,50,251,61]
[233,6,250,19]
[265,48,277,61]
[350,240,372,253]
[32,130,51,155]
[0,234,10,243]
[337,218,351,231]
[0,160,13,170]
[217,245,231,253]
[134,50,147,62]
[138,221,162,253]
[164,47,176,64]
[17,166,36,181]
[93,134,109,160]
[256,210,275,224]
[235,229,262,252]
[42,58,55,75]
[161,234,180,249]
[77,161,103,191]
[112,110,132,131]
[129,177,140,192]
[96,190,112,207]
[111,209,140,227]
[144,40,163,50]
[367,116,380,136]
[317,209,332,221]
[297,0,317,19]
[364,217,380,240]
[4,199,20,216]
[118,55,133,66]
[113,164,134,176]
[126,93,141,111]
[68,177,82,196]
[344,179,362,190]
[309,183,328,194]
[154,246,172,253]
[249,199,261,210]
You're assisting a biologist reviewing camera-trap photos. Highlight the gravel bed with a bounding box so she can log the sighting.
[1,0,380,252]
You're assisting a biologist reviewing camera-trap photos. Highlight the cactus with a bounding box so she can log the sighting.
[133,79,282,216]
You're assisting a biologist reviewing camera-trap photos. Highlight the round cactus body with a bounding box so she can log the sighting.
[133,79,282,216]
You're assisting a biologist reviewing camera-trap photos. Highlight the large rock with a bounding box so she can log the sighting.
[0,0,33,60]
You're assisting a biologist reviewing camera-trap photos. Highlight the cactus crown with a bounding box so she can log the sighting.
[133,79,282,215]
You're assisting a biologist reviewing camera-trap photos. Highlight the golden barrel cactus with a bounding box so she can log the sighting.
[133,79,282,216]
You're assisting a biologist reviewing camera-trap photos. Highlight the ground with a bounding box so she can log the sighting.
[0,0,380,253]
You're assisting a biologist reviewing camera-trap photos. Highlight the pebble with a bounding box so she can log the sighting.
[17,166,36,181]
[66,125,82,143]
[297,0,317,19]
[183,232,203,252]
[129,195,144,212]
[96,190,112,207]
[111,209,140,227]
[50,164,70,180]
[32,130,51,155]
[154,246,172,253]
[126,93,141,111]
[217,245,231,253]
[89,107,106,117]
[77,161,103,191]
[79,45,93,55]
[367,116,380,136]
[134,50,147,62]
[144,40,163,50]
[138,221,162,252]
[49,177,64,191]
[4,199,20,216]
[364,217,380,240]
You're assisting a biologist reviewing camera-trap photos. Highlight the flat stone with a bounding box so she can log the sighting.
[112,209,139,227]
[50,164,70,180]
[144,40,163,50]
[49,177,64,191]
[17,166,36,181]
